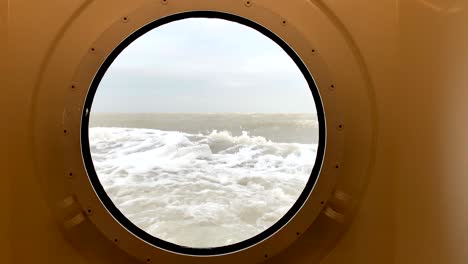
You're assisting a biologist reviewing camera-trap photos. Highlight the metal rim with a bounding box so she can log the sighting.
[80,11,326,256]
[63,4,341,261]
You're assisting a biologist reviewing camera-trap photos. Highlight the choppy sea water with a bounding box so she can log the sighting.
[89,113,318,248]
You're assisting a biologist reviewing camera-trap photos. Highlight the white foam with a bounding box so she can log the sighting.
[90,127,317,248]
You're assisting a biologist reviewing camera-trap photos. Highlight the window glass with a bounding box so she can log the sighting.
[88,18,319,248]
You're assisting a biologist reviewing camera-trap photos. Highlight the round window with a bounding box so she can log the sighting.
[81,12,325,255]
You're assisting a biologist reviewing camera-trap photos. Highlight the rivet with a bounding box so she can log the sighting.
[281,20,287,26]
[86,208,93,215]
[244,0,252,7]
[161,0,168,5]
[337,124,344,130]
[121,16,129,23]
[70,84,76,89]
[89,47,96,53]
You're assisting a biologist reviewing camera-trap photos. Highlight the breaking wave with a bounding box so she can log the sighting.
[89,127,317,248]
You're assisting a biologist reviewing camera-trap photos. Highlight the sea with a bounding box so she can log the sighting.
[89,113,318,248]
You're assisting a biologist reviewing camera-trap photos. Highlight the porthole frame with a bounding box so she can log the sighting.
[81,11,326,256]
[27,0,378,263]
[64,3,342,262]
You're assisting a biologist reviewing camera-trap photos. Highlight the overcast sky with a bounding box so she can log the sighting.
[92,18,317,113]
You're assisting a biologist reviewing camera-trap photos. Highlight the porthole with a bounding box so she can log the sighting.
[80,11,325,256]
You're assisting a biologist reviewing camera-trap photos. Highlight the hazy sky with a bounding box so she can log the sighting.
[92,18,317,113]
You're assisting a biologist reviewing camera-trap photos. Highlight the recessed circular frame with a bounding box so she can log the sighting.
[35,1,356,263]
[65,3,343,261]
[81,11,325,256]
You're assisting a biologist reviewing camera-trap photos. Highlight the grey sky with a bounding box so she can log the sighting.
[92,18,317,113]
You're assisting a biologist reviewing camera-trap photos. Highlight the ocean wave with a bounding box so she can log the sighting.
[89,127,317,248]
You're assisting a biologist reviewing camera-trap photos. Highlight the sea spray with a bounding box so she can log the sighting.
[89,121,317,247]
